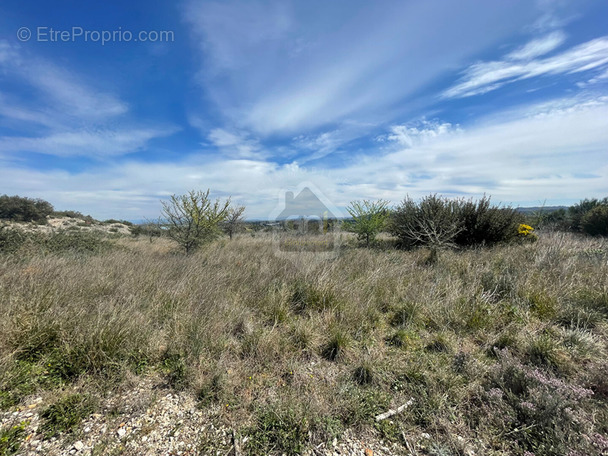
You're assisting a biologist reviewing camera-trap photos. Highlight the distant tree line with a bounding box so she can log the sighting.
[529,198,608,236]
[2,192,607,257]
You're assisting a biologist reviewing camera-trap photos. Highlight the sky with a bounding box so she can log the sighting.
[1,0,607,220]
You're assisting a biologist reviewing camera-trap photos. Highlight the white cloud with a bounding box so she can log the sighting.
[576,67,608,88]
[0,40,178,158]
[506,31,566,60]
[0,40,18,64]
[0,41,127,122]
[381,120,460,148]
[23,62,128,120]
[0,127,179,158]
[444,36,608,98]
[207,128,264,159]
[292,121,377,162]
[184,0,541,135]
[2,95,606,219]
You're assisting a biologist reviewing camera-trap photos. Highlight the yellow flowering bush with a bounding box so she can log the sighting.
[518,224,538,242]
[518,224,534,235]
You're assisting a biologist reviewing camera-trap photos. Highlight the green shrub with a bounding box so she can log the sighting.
[568,198,607,232]
[0,195,53,224]
[526,333,566,371]
[390,302,420,327]
[52,210,86,219]
[41,231,113,255]
[454,196,522,247]
[581,204,608,236]
[0,229,113,256]
[353,361,374,385]
[196,373,226,406]
[340,387,391,426]
[390,194,521,249]
[246,405,342,455]
[0,226,30,254]
[530,207,569,231]
[0,361,38,409]
[130,223,163,239]
[103,219,132,226]
[425,334,451,353]
[161,353,190,390]
[385,329,418,348]
[246,407,308,454]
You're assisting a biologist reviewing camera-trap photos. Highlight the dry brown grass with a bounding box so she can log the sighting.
[1,231,607,455]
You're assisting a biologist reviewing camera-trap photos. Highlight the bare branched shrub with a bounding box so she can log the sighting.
[390,194,523,255]
[161,189,231,254]
[390,195,462,262]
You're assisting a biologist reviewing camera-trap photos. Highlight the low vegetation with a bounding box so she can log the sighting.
[0,193,607,455]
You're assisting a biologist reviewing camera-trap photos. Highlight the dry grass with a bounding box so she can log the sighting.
[1,231,607,455]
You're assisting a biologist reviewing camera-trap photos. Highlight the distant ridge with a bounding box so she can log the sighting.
[515,206,568,214]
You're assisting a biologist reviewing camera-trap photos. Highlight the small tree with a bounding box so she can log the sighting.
[224,205,246,240]
[346,199,390,247]
[161,189,231,254]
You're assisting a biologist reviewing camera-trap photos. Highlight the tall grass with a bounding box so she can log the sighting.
[1,232,607,454]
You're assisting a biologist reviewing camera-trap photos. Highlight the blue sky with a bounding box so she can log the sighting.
[1,0,607,220]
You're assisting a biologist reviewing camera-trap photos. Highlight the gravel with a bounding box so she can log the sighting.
[1,377,407,456]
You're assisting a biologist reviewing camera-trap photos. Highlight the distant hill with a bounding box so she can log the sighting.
[515,206,567,214]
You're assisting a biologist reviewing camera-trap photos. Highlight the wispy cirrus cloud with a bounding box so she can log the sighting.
[206,128,265,159]
[506,31,566,60]
[0,40,178,158]
[0,41,127,122]
[184,0,540,136]
[443,35,608,98]
[0,127,179,158]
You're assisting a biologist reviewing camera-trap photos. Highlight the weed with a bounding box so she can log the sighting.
[245,405,340,455]
[290,280,338,314]
[390,302,420,327]
[39,393,96,439]
[161,353,189,390]
[321,329,350,361]
[385,329,418,348]
[425,334,451,353]
[353,361,374,385]
[0,421,28,456]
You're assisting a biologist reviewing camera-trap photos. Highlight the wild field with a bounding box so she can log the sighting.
[1,231,607,455]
